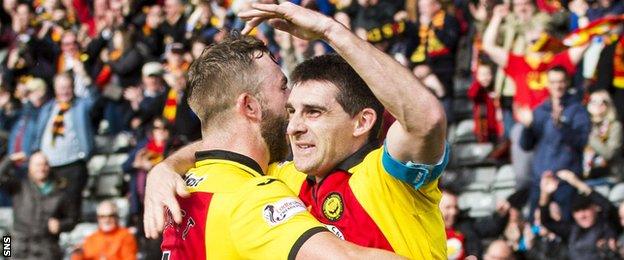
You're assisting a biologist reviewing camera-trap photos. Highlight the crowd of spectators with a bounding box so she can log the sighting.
[0,0,623,259]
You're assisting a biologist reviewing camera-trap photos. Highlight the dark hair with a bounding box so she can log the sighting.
[571,194,593,212]
[187,34,269,125]
[548,65,568,76]
[291,54,384,142]
[440,187,459,197]
[477,54,496,70]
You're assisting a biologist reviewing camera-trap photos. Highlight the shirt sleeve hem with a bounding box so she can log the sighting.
[287,226,330,260]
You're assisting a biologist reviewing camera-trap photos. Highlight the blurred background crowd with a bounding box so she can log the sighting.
[0,0,623,259]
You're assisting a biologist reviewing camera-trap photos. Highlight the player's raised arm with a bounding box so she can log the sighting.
[240,3,447,183]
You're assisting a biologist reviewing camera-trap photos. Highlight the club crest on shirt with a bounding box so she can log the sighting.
[322,192,344,222]
[262,198,307,226]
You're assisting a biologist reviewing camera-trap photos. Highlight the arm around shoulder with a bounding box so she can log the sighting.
[296,232,405,260]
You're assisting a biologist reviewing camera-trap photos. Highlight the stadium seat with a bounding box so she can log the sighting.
[454,77,471,99]
[87,155,107,176]
[458,192,495,218]
[94,172,124,198]
[450,142,494,167]
[111,198,130,227]
[59,222,99,253]
[465,167,497,192]
[493,188,516,202]
[112,132,132,153]
[453,119,477,144]
[101,153,129,174]
[609,183,624,205]
[493,164,516,189]
[94,135,115,154]
[593,185,611,198]
[0,207,13,231]
[80,199,99,222]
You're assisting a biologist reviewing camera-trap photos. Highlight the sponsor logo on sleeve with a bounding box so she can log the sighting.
[184,173,205,187]
[263,198,307,226]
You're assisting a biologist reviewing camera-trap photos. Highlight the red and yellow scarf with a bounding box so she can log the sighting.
[614,37,624,89]
[51,101,71,145]
[410,11,449,63]
[162,89,178,123]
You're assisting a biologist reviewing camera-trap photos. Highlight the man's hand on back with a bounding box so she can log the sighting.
[143,163,190,238]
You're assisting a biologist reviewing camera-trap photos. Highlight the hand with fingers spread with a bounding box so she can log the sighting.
[539,171,559,206]
[239,2,339,41]
[143,162,190,239]
[540,171,559,195]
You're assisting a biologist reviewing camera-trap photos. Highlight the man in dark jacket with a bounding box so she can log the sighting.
[0,152,78,259]
[519,66,591,220]
[539,170,619,260]
[140,70,200,143]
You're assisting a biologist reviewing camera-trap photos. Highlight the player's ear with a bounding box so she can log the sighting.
[236,93,263,122]
[353,108,376,138]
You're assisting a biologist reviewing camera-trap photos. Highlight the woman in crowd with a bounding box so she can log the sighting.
[584,90,623,180]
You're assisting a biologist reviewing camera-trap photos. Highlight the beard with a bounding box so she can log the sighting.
[260,108,289,163]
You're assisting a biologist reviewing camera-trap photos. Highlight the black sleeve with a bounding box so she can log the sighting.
[0,157,20,194]
[473,213,509,238]
[108,49,143,75]
[456,221,483,257]
[85,34,108,61]
[593,43,615,92]
[519,125,538,151]
[84,34,109,72]
[433,14,460,50]
[540,204,572,240]
[404,21,420,59]
[587,191,622,234]
[287,227,329,260]
[56,193,79,232]
[29,37,58,64]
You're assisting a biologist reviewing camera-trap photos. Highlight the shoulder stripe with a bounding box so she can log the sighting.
[195,150,264,175]
[287,227,329,260]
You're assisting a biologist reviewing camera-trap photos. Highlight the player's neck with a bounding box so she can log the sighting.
[201,128,269,174]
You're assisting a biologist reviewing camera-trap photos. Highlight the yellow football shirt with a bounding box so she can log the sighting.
[268,144,448,259]
[161,150,327,259]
